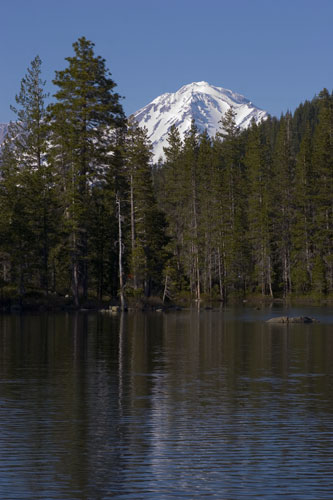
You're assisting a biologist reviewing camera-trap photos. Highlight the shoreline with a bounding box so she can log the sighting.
[1,294,333,314]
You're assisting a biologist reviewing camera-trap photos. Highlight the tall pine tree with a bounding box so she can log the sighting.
[124,118,168,296]
[0,56,58,298]
[245,120,273,296]
[48,37,125,305]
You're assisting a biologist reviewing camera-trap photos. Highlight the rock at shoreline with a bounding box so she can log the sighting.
[266,316,319,324]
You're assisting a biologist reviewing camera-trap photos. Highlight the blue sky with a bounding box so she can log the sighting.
[1,0,333,122]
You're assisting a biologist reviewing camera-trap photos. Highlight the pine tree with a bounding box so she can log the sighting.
[291,123,314,293]
[196,130,215,296]
[245,121,274,296]
[216,107,247,297]
[311,89,333,293]
[210,135,227,300]
[159,125,187,296]
[48,37,125,305]
[124,118,168,296]
[0,143,32,297]
[88,128,127,301]
[181,120,201,300]
[271,113,295,296]
[0,56,58,297]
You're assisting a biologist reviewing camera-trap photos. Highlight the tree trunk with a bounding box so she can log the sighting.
[217,246,224,301]
[130,173,137,289]
[117,195,125,311]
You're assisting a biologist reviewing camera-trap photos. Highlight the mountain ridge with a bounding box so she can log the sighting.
[132,81,267,162]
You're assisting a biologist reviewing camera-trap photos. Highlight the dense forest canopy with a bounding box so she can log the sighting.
[0,37,332,308]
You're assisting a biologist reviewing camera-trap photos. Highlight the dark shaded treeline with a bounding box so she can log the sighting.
[0,38,167,308]
[0,37,332,307]
[156,91,333,301]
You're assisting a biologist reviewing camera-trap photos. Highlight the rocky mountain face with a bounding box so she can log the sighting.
[132,81,267,162]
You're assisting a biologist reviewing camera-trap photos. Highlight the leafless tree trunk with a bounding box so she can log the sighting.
[116,194,125,311]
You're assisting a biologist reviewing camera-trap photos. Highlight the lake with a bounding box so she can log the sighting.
[0,305,333,499]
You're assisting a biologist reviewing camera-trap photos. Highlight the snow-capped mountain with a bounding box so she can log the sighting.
[132,81,267,162]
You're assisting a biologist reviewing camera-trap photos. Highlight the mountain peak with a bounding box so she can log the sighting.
[180,81,210,89]
[132,82,267,162]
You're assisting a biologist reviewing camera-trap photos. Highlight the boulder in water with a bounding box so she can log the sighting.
[266,316,319,324]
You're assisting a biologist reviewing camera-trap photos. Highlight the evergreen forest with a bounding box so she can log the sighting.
[1,37,333,309]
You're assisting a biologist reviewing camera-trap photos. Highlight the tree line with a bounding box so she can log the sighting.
[156,90,333,302]
[0,37,332,307]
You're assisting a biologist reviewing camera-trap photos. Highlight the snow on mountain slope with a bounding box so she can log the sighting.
[132,81,267,162]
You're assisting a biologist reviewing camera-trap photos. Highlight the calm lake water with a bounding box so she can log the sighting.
[0,306,333,499]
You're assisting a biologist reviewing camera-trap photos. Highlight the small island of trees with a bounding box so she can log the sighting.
[0,37,332,310]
